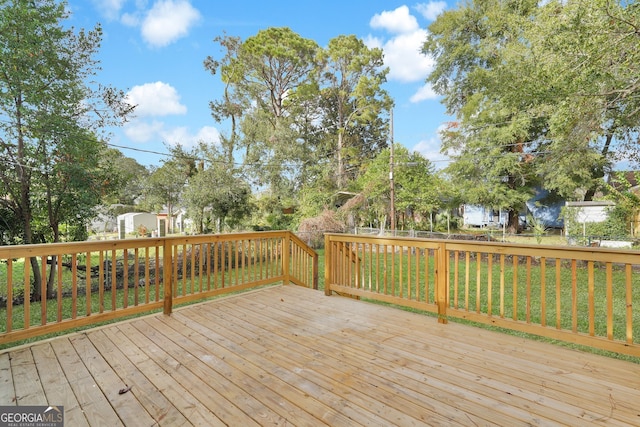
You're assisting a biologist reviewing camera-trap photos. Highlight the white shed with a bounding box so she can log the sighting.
[117,212,157,238]
[564,201,615,224]
[564,200,616,242]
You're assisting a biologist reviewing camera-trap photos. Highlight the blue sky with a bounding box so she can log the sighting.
[68,1,454,167]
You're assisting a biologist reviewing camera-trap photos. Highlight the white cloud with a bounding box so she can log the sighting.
[121,12,141,27]
[368,6,440,85]
[161,126,195,146]
[381,29,433,82]
[410,83,438,103]
[411,134,449,169]
[195,126,221,145]
[126,82,187,117]
[161,126,221,148]
[92,0,127,21]
[141,0,201,47]
[415,2,447,21]
[363,35,383,50]
[124,121,221,148]
[123,120,165,143]
[370,5,419,34]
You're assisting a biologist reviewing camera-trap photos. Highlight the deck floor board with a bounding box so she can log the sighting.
[1,284,640,426]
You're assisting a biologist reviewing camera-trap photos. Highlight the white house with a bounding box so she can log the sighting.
[462,188,565,229]
[462,205,508,228]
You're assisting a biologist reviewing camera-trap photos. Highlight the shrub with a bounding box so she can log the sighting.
[298,209,345,249]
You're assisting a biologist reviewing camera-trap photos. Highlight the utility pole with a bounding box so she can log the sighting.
[389,109,396,233]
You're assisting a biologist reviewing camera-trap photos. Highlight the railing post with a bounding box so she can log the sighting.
[163,238,173,315]
[283,232,290,285]
[324,234,332,296]
[436,242,448,324]
[312,252,319,290]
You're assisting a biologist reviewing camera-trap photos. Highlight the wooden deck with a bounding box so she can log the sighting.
[1,285,640,426]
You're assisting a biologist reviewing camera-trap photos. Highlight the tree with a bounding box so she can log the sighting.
[353,146,393,230]
[37,132,112,243]
[424,0,640,234]
[423,0,544,233]
[144,158,191,234]
[349,144,442,231]
[205,29,395,226]
[207,28,320,206]
[237,27,319,122]
[100,148,149,206]
[0,0,131,298]
[293,36,393,219]
[182,142,251,233]
[0,203,21,245]
[318,35,393,189]
[240,27,319,199]
[531,0,640,199]
[394,151,446,231]
[204,34,249,165]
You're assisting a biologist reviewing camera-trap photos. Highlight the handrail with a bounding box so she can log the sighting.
[324,233,640,357]
[0,231,317,346]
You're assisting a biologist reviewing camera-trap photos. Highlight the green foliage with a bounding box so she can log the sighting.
[143,150,194,232]
[587,206,631,239]
[424,1,542,231]
[354,146,392,226]
[562,170,638,241]
[0,1,131,243]
[206,29,392,229]
[424,0,640,231]
[526,214,549,244]
[264,211,295,231]
[0,204,21,245]
[294,182,334,225]
[245,192,295,232]
[350,145,447,230]
[226,27,320,198]
[434,212,459,233]
[394,150,445,224]
[319,35,392,188]
[100,149,149,205]
[183,159,252,234]
[0,0,131,299]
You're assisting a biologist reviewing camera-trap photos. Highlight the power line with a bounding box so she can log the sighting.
[105,143,173,159]
[104,142,330,170]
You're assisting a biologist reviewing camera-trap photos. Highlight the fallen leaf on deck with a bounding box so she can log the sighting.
[119,385,133,395]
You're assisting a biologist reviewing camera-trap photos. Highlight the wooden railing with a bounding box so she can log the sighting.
[0,231,317,346]
[324,233,640,357]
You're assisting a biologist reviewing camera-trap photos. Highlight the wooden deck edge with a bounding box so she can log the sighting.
[0,283,289,355]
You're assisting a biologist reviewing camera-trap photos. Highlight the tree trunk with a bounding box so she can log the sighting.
[18,155,43,300]
[583,132,613,201]
[47,256,58,299]
[506,208,520,234]
[47,221,61,298]
[337,130,344,189]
